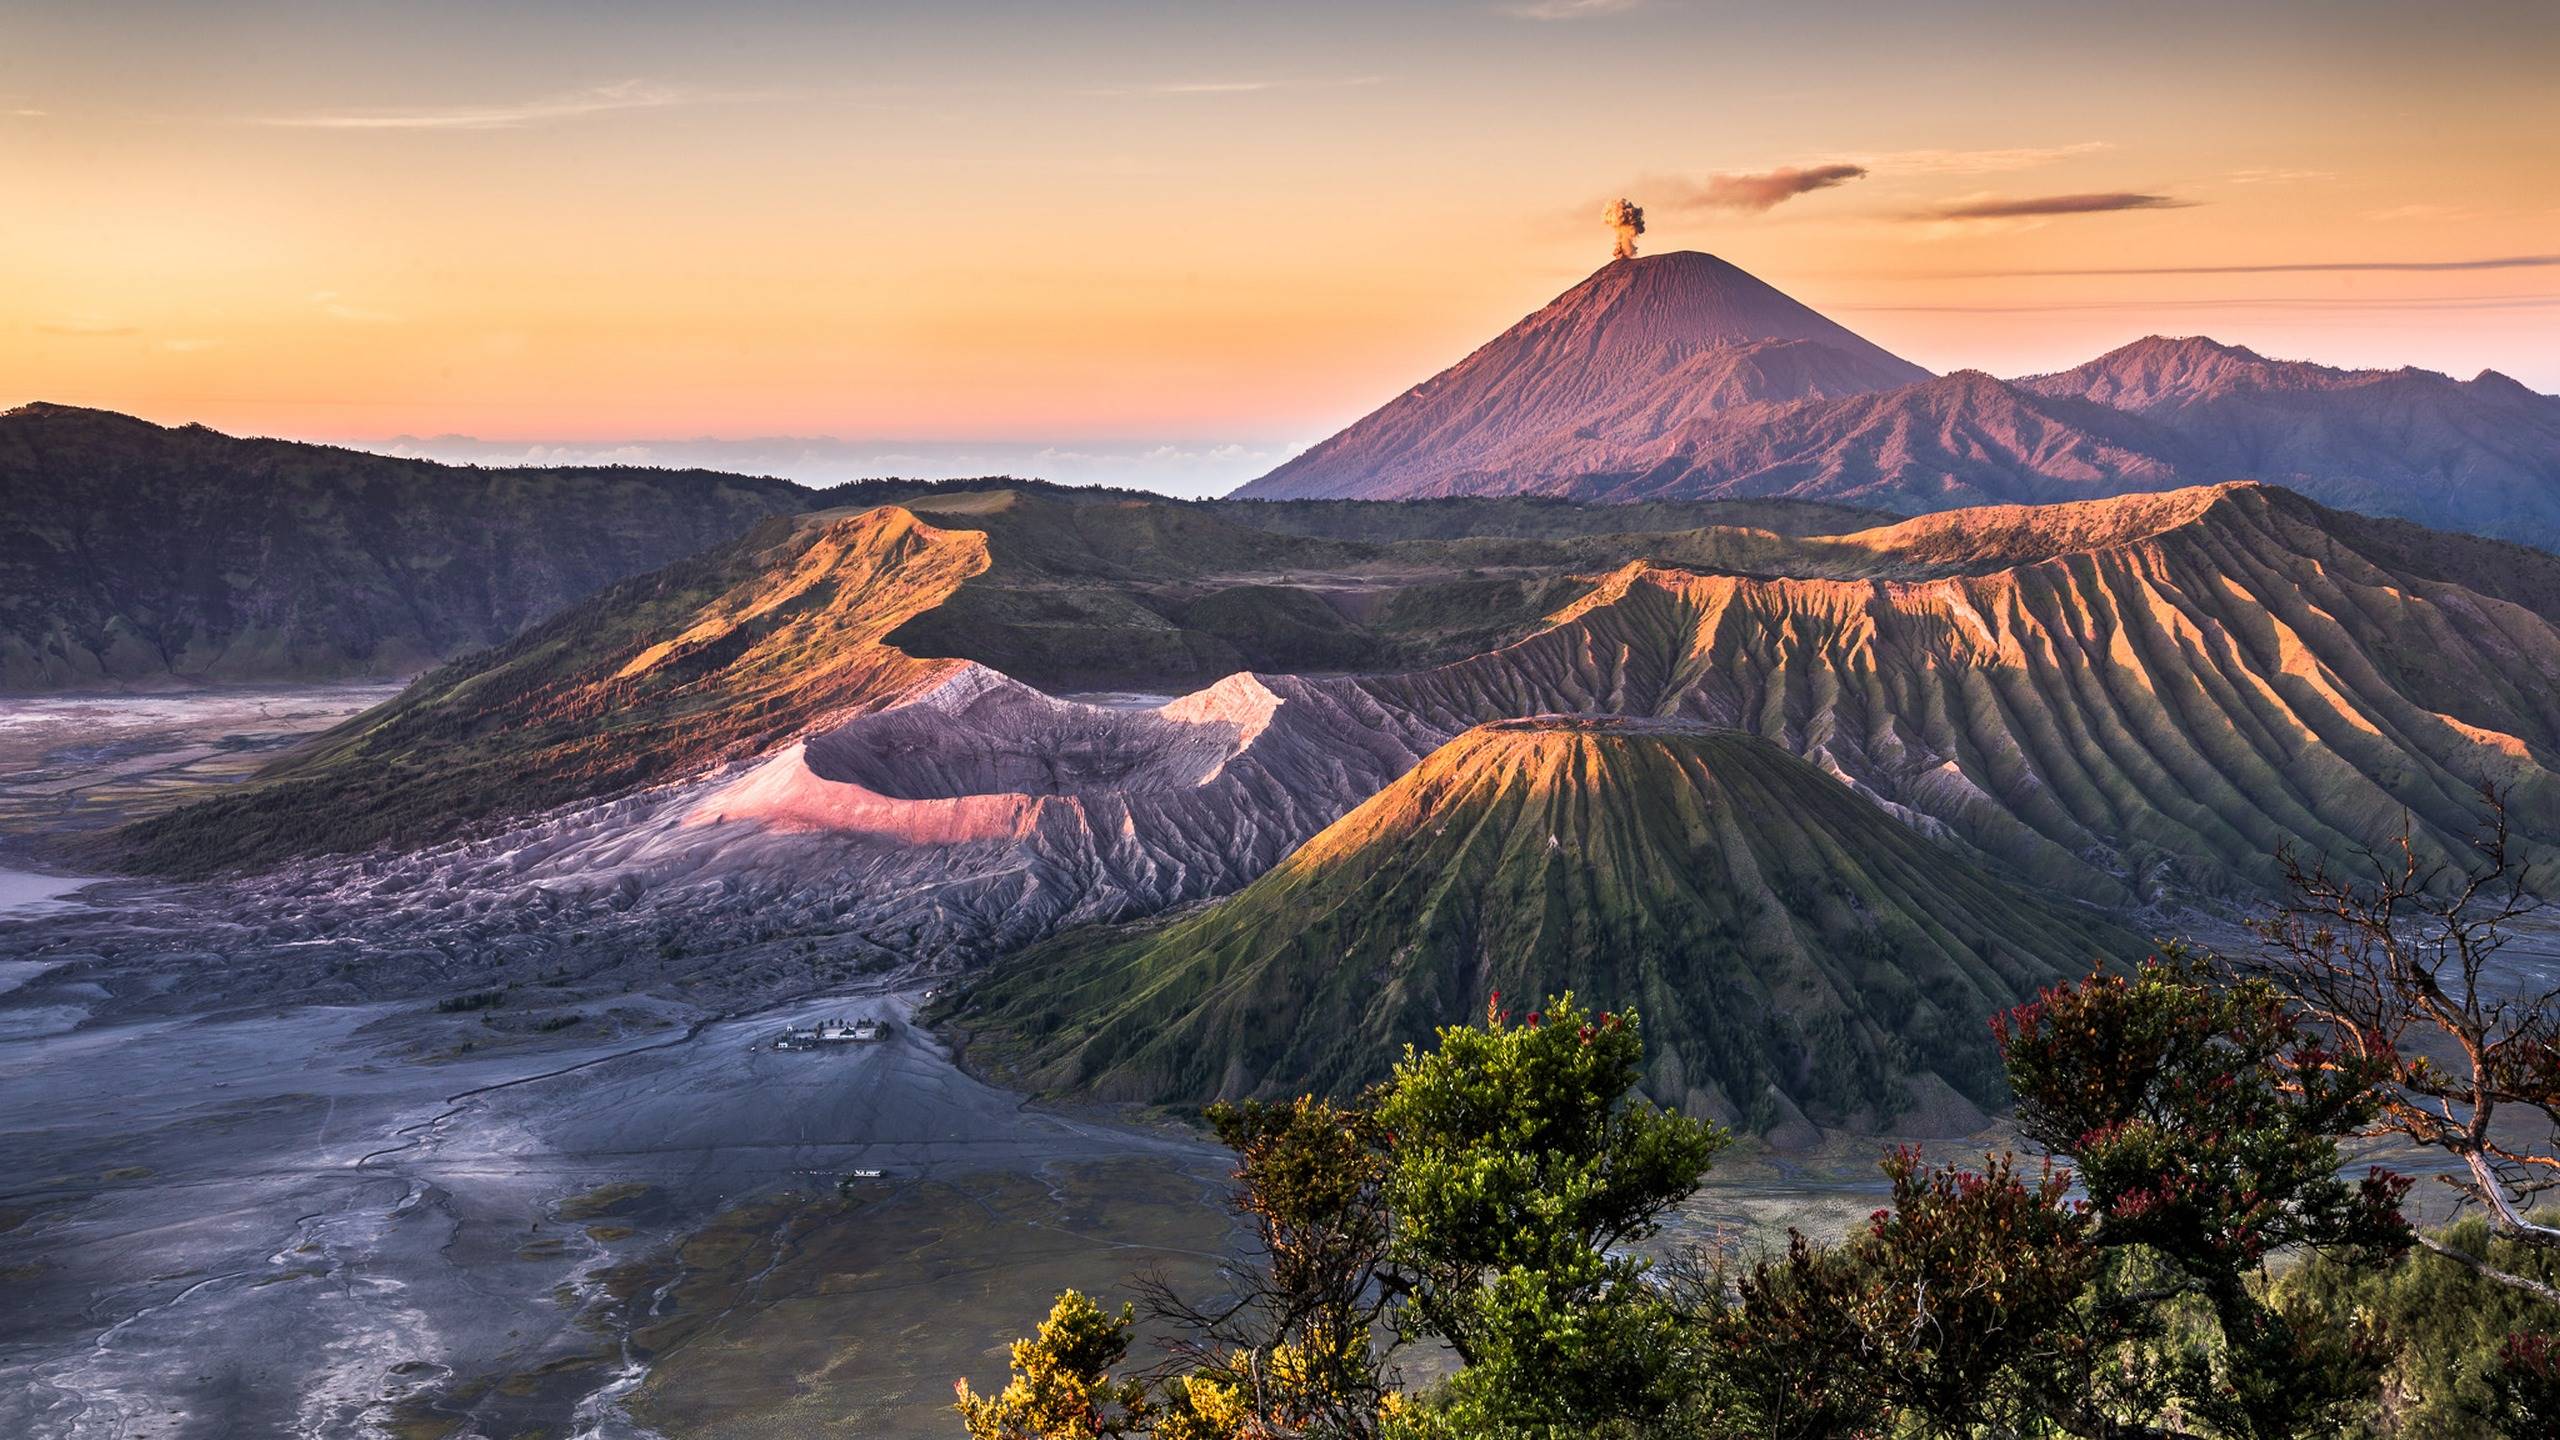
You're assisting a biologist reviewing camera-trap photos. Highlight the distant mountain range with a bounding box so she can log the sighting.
[0,403,811,690]
[1234,253,2560,550]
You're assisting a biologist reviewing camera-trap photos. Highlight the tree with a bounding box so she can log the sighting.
[1138,1095,1399,1440]
[957,1290,1153,1440]
[960,993,1724,1440]
[2246,792,2560,1306]
[1995,951,2412,1437]
[1704,1148,2100,1438]
[2272,1214,2560,1438]
[1373,992,1730,1434]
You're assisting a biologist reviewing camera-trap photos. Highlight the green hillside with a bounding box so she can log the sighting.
[944,717,2145,1133]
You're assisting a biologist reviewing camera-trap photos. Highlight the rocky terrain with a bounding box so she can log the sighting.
[945,716,2143,1136]
[0,403,811,691]
[1232,254,2560,552]
[4,478,2546,1044]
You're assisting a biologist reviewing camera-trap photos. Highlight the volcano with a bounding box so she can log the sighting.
[1238,252,1931,501]
[1236,259,2560,552]
[946,716,2142,1134]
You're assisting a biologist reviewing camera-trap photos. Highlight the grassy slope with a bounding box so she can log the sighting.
[947,718,2145,1131]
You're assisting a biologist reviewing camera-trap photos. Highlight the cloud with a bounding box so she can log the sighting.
[35,318,139,338]
[2228,167,2334,185]
[1082,76,1385,97]
[1914,191,2195,221]
[1666,163,1868,213]
[260,80,698,132]
[311,291,399,323]
[1851,142,2109,176]
[1949,254,2560,278]
[1504,0,1644,18]
[159,338,221,353]
[2362,203,2482,223]
[6,108,44,118]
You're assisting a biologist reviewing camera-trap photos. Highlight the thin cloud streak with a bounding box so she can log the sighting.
[35,319,140,338]
[1839,294,2560,314]
[1504,0,1645,18]
[1082,76,1386,97]
[260,80,701,131]
[1915,191,2195,221]
[1853,142,2109,175]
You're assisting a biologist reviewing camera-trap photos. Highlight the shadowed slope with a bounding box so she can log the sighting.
[0,402,812,690]
[948,717,2141,1133]
[2020,336,2560,546]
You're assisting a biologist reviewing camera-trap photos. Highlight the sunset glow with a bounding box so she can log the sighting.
[6,0,2556,490]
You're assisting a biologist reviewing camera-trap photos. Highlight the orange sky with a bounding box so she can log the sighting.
[4,1,2556,490]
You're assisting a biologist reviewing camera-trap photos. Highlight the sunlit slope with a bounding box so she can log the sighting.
[1345,484,2560,904]
[950,718,2140,1131]
[120,506,990,873]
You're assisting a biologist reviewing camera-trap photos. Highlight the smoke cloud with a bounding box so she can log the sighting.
[1603,197,1646,260]
[1675,163,1869,212]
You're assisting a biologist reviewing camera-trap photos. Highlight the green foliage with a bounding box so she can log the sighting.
[2271,1217,2560,1438]
[961,994,1724,1440]
[1369,995,1727,1433]
[954,1290,1151,1440]
[962,957,2542,1440]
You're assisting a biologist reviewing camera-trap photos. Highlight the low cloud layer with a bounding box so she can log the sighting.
[1916,191,2194,221]
[360,434,1297,500]
[1669,163,1868,213]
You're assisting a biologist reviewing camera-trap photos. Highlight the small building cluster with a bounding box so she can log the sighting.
[770,1016,891,1051]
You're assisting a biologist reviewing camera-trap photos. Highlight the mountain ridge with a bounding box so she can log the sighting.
[0,402,816,690]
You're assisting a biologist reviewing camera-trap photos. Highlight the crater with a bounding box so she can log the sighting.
[801,674,1255,801]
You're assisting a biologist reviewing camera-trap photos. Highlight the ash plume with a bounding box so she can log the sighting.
[1603,197,1646,260]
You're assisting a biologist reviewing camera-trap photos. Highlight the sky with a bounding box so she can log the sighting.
[4,0,2557,496]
